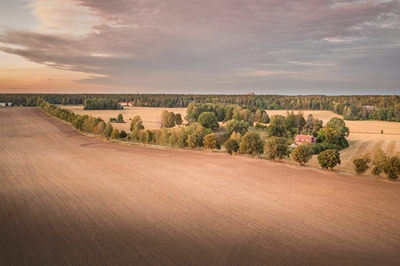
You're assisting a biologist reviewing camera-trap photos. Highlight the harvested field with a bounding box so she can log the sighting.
[61,105,187,131]
[1,108,400,265]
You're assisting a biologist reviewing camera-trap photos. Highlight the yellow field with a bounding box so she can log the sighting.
[61,105,187,132]
[266,110,400,174]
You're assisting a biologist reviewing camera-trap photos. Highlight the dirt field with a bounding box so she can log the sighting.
[1,107,400,265]
[265,110,400,174]
[61,105,187,131]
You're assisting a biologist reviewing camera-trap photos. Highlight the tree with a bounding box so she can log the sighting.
[326,117,350,138]
[352,153,371,175]
[130,115,144,141]
[371,148,387,176]
[110,128,120,139]
[319,126,340,145]
[174,113,183,125]
[229,131,241,142]
[317,149,341,170]
[94,121,105,135]
[264,137,289,161]
[291,144,312,165]
[197,112,219,130]
[225,119,249,135]
[130,116,144,131]
[161,110,176,128]
[103,122,113,138]
[120,130,127,139]
[382,156,400,181]
[203,133,219,150]
[267,115,286,137]
[117,113,124,122]
[239,132,264,156]
[224,139,239,155]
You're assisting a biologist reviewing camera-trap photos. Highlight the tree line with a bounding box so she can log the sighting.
[352,150,400,181]
[2,93,400,122]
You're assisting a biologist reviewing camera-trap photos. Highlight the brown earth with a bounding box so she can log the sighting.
[1,107,400,266]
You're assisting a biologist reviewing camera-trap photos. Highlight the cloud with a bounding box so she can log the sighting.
[1,0,400,93]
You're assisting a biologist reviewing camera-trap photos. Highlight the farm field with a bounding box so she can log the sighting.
[60,106,400,174]
[61,105,187,131]
[1,107,400,265]
[265,110,400,174]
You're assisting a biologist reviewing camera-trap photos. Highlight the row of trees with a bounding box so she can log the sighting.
[4,93,400,122]
[353,149,400,181]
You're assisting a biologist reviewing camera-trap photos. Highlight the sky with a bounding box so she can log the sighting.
[0,0,399,95]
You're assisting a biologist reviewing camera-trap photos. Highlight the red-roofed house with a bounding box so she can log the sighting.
[294,134,316,145]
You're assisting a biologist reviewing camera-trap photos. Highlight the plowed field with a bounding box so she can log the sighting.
[1,107,400,265]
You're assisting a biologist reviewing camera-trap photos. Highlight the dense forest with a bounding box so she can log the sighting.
[1,93,400,122]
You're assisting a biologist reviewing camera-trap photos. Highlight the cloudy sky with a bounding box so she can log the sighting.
[0,0,399,94]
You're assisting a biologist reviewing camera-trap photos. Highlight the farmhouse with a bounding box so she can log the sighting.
[294,134,316,145]
[119,101,133,107]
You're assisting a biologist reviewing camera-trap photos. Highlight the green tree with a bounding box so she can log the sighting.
[197,112,219,130]
[353,153,371,175]
[239,132,264,156]
[291,144,313,165]
[319,126,340,145]
[203,133,219,150]
[103,122,114,138]
[371,148,387,176]
[130,115,144,141]
[382,156,400,181]
[174,113,183,125]
[120,130,127,139]
[117,113,124,122]
[267,115,286,137]
[224,139,239,155]
[161,110,176,128]
[326,117,350,138]
[110,128,120,139]
[225,119,249,135]
[317,149,341,170]
[130,116,144,131]
[264,137,289,161]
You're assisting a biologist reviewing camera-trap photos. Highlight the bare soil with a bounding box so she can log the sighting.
[1,107,400,265]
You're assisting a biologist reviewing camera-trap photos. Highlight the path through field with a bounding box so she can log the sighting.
[1,107,400,265]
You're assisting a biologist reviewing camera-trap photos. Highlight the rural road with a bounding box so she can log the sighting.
[1,107,400,265]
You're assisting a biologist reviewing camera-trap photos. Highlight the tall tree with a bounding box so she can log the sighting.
[382,156,400,181]
[267,115,286,137]
[239,132,264,156]
[353,153,371,175]
[197,112,219,130]
[317,149,341,170]
[371,148,387,176]
[103,122,114,138]
[203,133,219,150]
[265,137,289,161]
[291,144,313,166]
